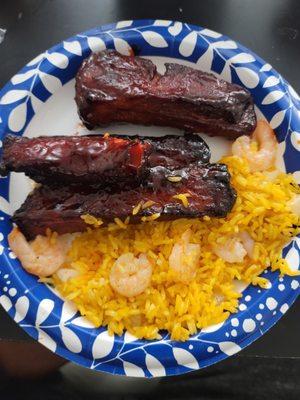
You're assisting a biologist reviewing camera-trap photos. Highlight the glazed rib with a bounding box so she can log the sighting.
[0,134,210,187]
[75,50,256,139]
[13,163,236,240]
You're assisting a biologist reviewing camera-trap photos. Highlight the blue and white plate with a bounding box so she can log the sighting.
[0,20,299,378]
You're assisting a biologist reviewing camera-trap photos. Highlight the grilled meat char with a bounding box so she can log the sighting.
[0,134,210,187]
[13,163,236,240]
[75,50,256,139]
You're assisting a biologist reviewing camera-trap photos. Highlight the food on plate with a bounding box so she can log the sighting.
[109,253,153,298]
[12,162,236,239]
[75,50,256,139]
[0,133,210,187]
[5,94,300,339]
[47,152,300,341]
[232,120,278,172]
[168,229,201,283]
[4,34,299,346]
[8,228,73,277]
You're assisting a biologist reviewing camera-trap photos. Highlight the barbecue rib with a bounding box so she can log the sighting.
[13,163,236,239]
[0,134,210,187]
[75,50,256,139]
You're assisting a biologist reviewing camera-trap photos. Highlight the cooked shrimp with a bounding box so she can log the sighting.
[8,227,73,277]
[169,230,201,283]
[239,231,255,259]
[213,236,247,263]
[56,268,79,282]
[264,169,281,182]
[289,194,300,216]
[109,253,152,297]
[232,120,278,172]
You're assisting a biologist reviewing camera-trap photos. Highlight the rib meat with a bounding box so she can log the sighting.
[0,134,209,187]
[75,50,256,139]
[13,163,236,240]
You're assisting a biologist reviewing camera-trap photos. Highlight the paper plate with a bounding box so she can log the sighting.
[0,20,299,378]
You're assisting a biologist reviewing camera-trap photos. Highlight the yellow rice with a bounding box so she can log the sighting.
[52,156,300,341]
[172,193,191,207]
[80,214,103,227]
